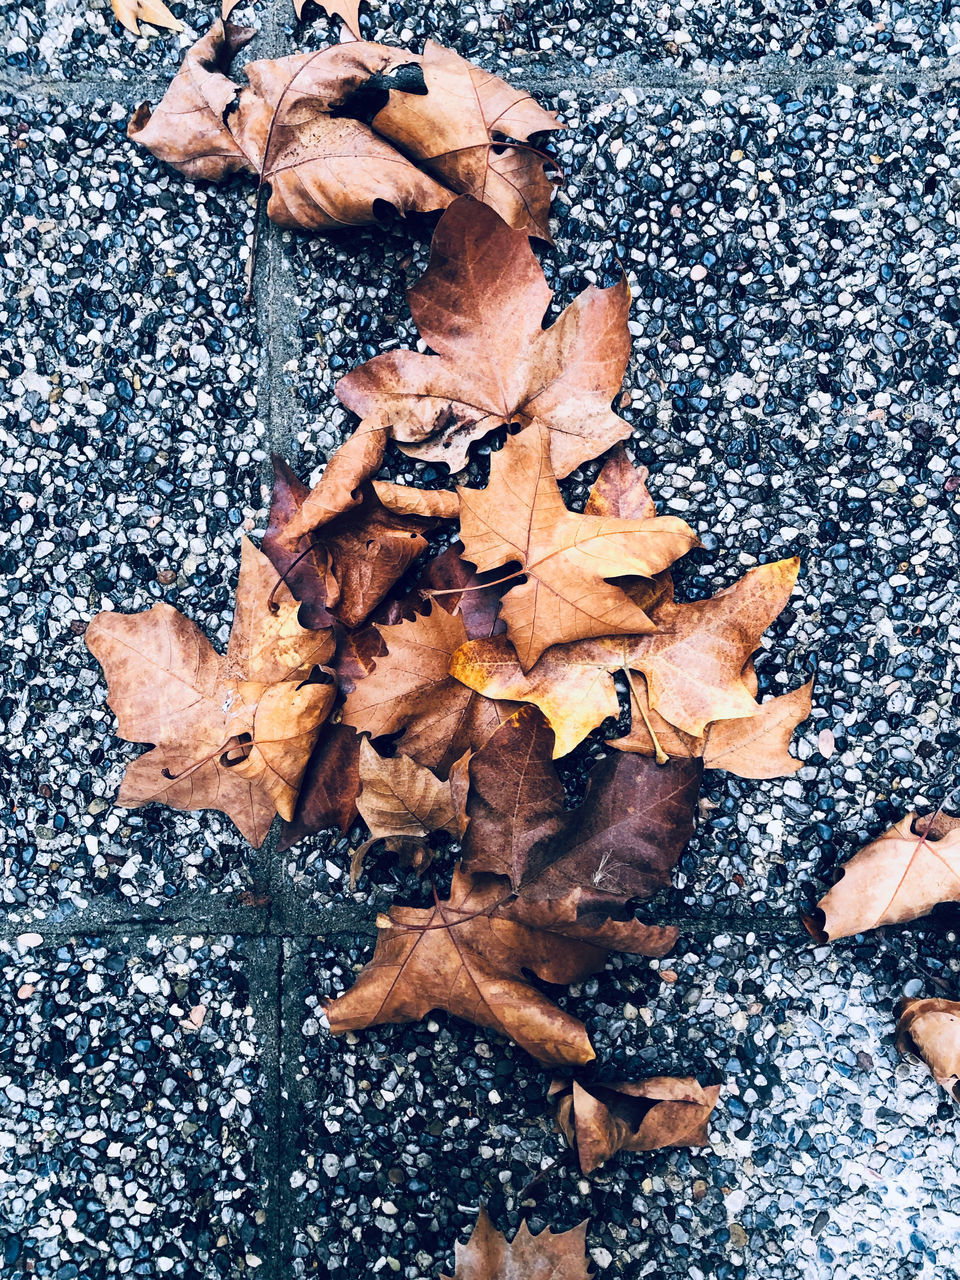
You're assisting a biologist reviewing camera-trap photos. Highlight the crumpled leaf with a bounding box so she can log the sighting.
[808,814,960,941]
[262,450,456,629]
[338,199,631,476]
[86,538,336,845]
[896,998,960,1101]
[443,1207,590,1280]
[372,43,564,241]
[279,721,363,849]
[458,423,698,670]
[459,705,701,905]
[341,599,511,778]
[129,27,560,237]
[325,866,677,1065]
[549,1077,720,1173]
[112,0,181,35]
[128,23,258,180]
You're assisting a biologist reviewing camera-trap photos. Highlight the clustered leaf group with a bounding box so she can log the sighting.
[88,185,812,1174]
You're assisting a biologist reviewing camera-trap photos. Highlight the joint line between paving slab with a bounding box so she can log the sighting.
[4,54,960,107]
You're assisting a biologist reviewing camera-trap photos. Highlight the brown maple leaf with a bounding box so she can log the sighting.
[337,199,632,477]
[278,721,363,849]
[370,43,564,241]
[350,739,469,884]
[341,599,510,778]
[443,1208,591,1280]
[549,1077,721,1174]
[357,738,462,843]
[460,705,701,905]
[617,558,801,738]
[112,0,181,35]
[461,707,566,885]
[262,451,456,629]
[458,423,698,670]
[523,753,703,909]
[86,538,336,846]
[324,866,676,1065]
[613,667,813,779]
[896,998,960,1101]
[584,443,657,520]
[807,814,960,941]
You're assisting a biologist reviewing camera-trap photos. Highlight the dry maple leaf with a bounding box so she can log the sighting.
[112,0,181,35]
[549,1077,721,1174]
[341,599,511,778]
[351,739,469,883]
[460,705,701,905]
[262,452,456,629]
[461,707,566,885]
[523,753,703,909]
[325,866,677,1065]
[617,557,801,738]
[584,443,657,520]
[357,738,461,843]
[896,998,960,1101]
[86,538,336,846]
[337,199,631,477]
[443,1208,591,1280]
[279,721,363,849]
[807,814,960,941]
[458,423,698,671]
[613,668,813,779]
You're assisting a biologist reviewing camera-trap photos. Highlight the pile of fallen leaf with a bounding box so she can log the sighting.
[88,195,812,1183]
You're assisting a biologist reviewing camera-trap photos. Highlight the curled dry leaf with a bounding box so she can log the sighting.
[351,741,469,883]
[549,1077,720,1174]
[443,1207,591,1280]
[358,738,460,844]
[112,0,182,35]
[85,539,336,846]
[896,998,960,1101]
[808,814,960,941]
[458,423,697,670]
[325,867,677,1065]
[460,704,702,907]
[341,600,511,778]
[129,26,560,239]
[262,451,455,629]
[338,198,630,477]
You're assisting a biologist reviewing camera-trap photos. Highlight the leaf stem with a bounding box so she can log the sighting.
[423,570,524,598]
[267,538,328,614]
[622,666,668,765]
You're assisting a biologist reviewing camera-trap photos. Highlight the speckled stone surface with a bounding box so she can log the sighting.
[2,0,960,1276]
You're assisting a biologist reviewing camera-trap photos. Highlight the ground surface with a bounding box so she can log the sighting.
[2,0,960,1276]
